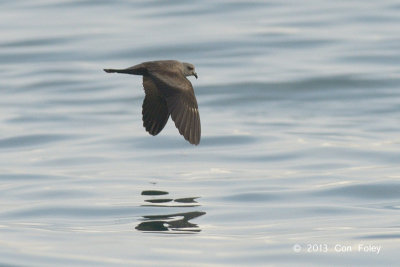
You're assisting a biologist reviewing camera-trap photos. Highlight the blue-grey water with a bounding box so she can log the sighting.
[1,1,400,266]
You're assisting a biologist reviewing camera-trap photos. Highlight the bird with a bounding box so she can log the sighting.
[104,60,201,145]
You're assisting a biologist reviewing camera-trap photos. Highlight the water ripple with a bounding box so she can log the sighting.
[0,134,74,149]
[313,183,400,199]
[1,205,137,219]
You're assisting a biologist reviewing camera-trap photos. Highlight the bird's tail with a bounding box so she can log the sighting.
[104,68,120,73]
[103,68,134,74]
[103,65,147,75]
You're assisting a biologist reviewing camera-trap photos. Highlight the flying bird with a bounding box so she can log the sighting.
[104,60,201,145]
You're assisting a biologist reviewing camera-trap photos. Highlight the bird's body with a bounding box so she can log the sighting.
[104,60,201,145]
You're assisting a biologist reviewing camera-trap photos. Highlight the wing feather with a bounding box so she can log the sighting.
[166,94,201,145]
[141,77,170,136]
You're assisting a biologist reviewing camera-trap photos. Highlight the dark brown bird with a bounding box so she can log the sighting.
[104,60,201,145]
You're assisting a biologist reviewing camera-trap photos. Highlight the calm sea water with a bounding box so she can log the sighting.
[1,0,400,266]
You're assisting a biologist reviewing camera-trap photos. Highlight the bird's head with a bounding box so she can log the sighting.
[182,62,198,79]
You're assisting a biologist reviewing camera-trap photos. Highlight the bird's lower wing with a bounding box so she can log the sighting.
[166,94,201,145]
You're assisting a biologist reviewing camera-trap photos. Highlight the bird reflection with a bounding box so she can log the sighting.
[136,190,205,233]
[135,211,206,233]
[143,196,200,207]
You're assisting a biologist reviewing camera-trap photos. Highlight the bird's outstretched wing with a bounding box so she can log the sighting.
[142,76,170,136]
[166,92,201,145]
[145,62,201,145]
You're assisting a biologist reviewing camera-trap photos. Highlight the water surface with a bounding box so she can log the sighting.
[1,0,400,266]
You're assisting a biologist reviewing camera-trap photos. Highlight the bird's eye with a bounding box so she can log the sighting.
[188,66,193,70]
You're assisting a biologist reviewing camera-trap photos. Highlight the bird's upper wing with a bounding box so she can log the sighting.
[145,63,201,145]
[141,76,170,136]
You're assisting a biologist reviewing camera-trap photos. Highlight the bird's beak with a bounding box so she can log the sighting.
[193,72,198,79]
